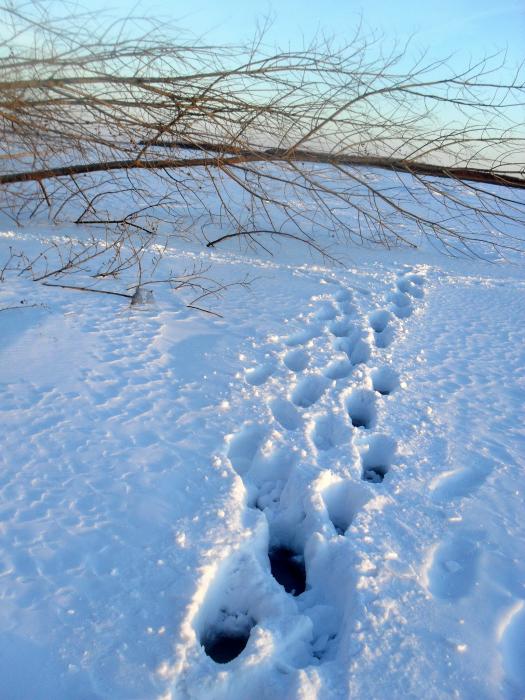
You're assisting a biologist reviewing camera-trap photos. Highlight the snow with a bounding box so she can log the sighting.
[1,185,525,700]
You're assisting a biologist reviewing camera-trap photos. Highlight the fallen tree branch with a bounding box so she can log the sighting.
[41,281,133,298]
[1,149,524,189]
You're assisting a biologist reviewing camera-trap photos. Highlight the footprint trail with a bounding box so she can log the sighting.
[175,267,429,694]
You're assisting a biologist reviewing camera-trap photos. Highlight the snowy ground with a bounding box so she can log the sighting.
[1,213,525,699]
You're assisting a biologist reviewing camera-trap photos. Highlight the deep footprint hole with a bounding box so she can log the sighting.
[362,465,388,483]
[291,374,328,408]
[202,630,251,664]
[369,309,391,333]
[371,367,399,396]
[269,547,306,596]
[360,435,396,483]
[323,480,372,534]
[350,415,369,428]
[346,389,376,429]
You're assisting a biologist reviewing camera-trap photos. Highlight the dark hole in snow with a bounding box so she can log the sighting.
[362,465,388,483]
[202,631,251,664]
[269,547,306,596]
[349,415,370,428]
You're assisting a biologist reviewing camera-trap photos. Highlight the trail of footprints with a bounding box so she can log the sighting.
[198,267,427,667]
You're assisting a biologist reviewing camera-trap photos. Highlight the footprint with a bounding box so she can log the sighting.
[388,291,411,308]
[334,288,352,302]
[254,480,285,511]
[371,366,399,395]
[405,273,425,286]
[374,326,395,349]
[268,547,306,596]
[202,624,253,664]
[335,335,371,365]
[284,325,322,347]
[397,277,424,299]
[227,424,266,476]
[360,434,396,483]
[369,310,392,333]
[291,374,329,408]
[333,336,353,358]
[322,479,371,534]
[350,339,371,365]
[339,301,356,317]
[499,601,525,693]
[248,442,297,487]
[314,301,338,321]
[345,389,377,429]
[426,534,479,600]
[391,304,413,319]
[245,363,275,386]
[323,358,352,380]
[197,551,262,665]
[329,318,352,337]
[310,412,348,451]
[283,348,309,372]
[388,291,413,319]
[429,465,491,502]
[270,398,302,431]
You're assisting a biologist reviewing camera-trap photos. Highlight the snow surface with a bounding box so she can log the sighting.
[1,202,525,699]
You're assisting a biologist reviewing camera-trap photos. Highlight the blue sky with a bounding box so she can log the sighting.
[93,0,524,70]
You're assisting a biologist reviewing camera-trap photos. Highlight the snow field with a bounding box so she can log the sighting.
[1,222,525,699]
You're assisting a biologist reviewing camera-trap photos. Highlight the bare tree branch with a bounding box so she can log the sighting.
[0,0,524,277]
